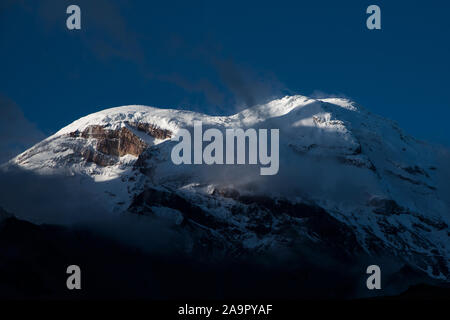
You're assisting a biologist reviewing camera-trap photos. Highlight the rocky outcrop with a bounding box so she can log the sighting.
[211,187,240,200]
[69,123,171,166]
[126,122,172,140]
[80,148,117,167]
[77,125,147,157]
[128,186,364,260]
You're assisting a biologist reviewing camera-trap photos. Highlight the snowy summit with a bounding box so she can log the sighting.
[5,94,450,282]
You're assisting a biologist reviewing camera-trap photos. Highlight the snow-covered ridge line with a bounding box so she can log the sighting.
[4,94,449,282]
[51,95,358,137]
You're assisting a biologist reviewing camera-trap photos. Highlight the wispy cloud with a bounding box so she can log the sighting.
[0,94,46,163]
[212,56,285,112]
[310,90,351,100]
[4,1,286,115]
[158,41,286,114]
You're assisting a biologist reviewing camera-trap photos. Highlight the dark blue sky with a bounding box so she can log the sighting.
[1,0,450,147]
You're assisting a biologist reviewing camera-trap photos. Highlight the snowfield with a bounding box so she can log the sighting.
[4,94,450,281]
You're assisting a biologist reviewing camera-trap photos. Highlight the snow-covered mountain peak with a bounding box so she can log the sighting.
[4,95,449,281]
[54,104,178,137]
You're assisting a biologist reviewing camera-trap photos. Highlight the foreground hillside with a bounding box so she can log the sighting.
[1,209,448,299]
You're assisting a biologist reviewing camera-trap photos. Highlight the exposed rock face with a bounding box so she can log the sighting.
[128,186,363,260]
[80,148,117,167]
[126,122,172,140]
[211,187,241,200]
[68,123,171,167]
[77,125,147,157]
